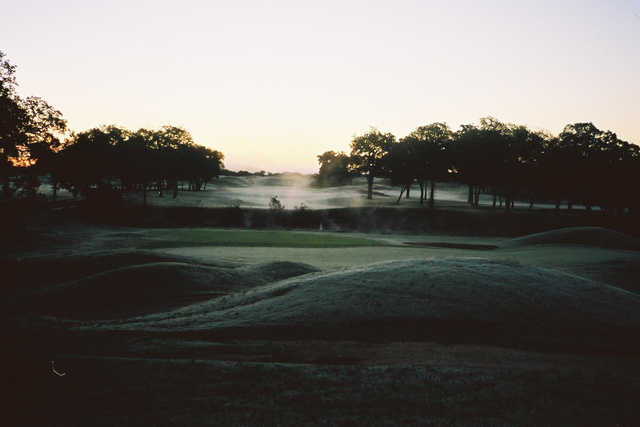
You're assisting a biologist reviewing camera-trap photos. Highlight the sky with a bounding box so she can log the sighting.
[3,0,639,173]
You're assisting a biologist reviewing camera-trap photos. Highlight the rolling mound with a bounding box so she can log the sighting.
[33,261,318,319]
[90,259,640,353]
[503,227,640,250]
[3,250,241,292]
[238,261,319,282]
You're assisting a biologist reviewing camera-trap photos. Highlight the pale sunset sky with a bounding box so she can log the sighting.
[3,0,639,173]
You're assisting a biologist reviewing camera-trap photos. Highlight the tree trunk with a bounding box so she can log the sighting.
[143,183,147,207]
[367,172,374,199]
[492,193,497,209]
[474,187,480,208]
[396,185,406,204]
[406,183,410,199]
[467,185,473,205]
[81,184,89,199]
[419,182,424,205]
[429,180,435,208]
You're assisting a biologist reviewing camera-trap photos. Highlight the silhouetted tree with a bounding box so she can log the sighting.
[0,51,23,197]
[180,144,224,192]
[386,139,416,203]
[148,126,193,195]
[509,128,548,210]
[555,122,603,210]
[324,117,638,215]
[57,126,123,198]
[401,123,453,207]
[350,128,395,199]
[114,129,156,204]
[316,150,351,186]
[0,51,67,198]
[55,124,224,205]
[451,121,502,208]
[450,118,541,211]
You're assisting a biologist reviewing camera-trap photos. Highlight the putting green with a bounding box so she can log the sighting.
[144,228,390,248]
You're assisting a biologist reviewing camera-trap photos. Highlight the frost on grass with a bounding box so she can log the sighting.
[33,261,318,319]
[503,227,640,251]
[82,259,640,351]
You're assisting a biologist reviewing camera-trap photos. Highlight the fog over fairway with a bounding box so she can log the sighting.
[48,174,594,211]
[213,177,518,210]
[195,175,396,209]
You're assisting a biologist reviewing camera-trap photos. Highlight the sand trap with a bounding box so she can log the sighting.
[34,261,318,319]
[503,227,640,250]
[87,258,640,352]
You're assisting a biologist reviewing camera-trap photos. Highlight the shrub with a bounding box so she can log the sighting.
[269,196,284,211]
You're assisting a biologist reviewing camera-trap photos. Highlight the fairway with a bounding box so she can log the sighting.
[7,221,640,426]
[145,228,390,248]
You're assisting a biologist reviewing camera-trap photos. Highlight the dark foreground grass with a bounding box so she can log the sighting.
[8,354,640,426]
[144,228,390,249]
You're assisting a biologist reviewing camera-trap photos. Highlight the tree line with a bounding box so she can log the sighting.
[318,118,639,214]
[1,51,224,204]
[50,125,223,204]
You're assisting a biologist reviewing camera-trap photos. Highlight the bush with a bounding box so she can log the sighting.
[269,196,284,211]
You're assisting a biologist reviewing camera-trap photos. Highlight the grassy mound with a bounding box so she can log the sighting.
[31,261,318,319]
[238,261,319,282]
[2,250,240,291]
[91,259,640,353]
[504,227,640,250]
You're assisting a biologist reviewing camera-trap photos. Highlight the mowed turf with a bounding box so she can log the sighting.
[144,228,390,248]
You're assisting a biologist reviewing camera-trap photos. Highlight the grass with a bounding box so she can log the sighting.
[10,354,640,426]
[144,228,391,248]
[7,220,640,425]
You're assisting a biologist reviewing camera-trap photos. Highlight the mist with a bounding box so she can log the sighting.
[37,174,598,211]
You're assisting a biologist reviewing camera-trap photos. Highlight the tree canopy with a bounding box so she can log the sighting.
[316,150,352,186]
[349,128,395,199]
[53,125,224,204]
[0,51,224,204]
[1,51,67,198]
[395,123,453,206]
[320,117,639,214]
